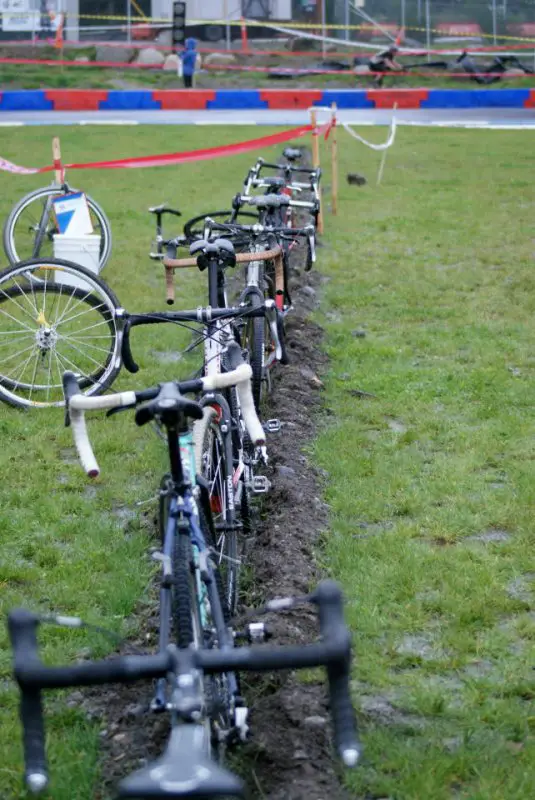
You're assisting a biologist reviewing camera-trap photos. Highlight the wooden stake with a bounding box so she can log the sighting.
[52,137,63,185]
[331,102,338,216]
[310,109,324,235]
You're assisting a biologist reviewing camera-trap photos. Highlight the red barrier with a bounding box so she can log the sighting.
[260,89,323,109]
[152,90,216,110]
[524,89,535,106]
[367,88,429,108]
[0,56,161,70]
[45,90,109,111]
[0,124,315,175]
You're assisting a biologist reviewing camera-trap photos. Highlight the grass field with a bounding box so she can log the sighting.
[0,124,534,799]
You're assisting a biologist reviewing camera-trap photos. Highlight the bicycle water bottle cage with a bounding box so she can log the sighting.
[190,238,236,271]
[135,382,203,427]
[283,147,302,162]
[117,725,245,798]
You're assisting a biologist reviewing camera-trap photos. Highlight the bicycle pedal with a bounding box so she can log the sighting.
[234,706,250,743]
[251,475,271,494]
[264,418,281,433]
[247,622,272,643]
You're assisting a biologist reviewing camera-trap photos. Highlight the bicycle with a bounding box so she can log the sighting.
[0,257,122,409]
[202,219,316,410]
[3,179,112,269]
[8,572,360,797]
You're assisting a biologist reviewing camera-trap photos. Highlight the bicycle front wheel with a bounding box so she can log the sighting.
[0,258,121,409]
[3,185,112,269]
[194,404,239,616]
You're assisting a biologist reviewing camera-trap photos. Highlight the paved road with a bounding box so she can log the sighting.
[0,108,534,128]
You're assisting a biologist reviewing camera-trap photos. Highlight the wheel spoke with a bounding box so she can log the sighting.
[9,347,38,388]
[58,337,106,371]
[58,301,112,329]
[53,286,96,327]
[0,292,38,331]
[58,334,112,355]
[1,341,37,373]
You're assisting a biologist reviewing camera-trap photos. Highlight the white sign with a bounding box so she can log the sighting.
[1,0,39,31]
[2,12,39,30]
[53,193,94,237]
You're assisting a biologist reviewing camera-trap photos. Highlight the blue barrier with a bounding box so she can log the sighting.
[207,90,269,110]
[422,89,531,109]
[99,91,161,110]
[0,88,532,112]
[320,90,375,109]
[0,91,53,111]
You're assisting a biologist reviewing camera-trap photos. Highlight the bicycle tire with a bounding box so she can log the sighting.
[3,185,112,269]
[194,404,239,616]
[0,258,121,409]
[241,291,265,412]
[172,529,197,649]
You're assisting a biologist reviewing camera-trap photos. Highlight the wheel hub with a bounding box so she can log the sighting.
[35,326,57,351]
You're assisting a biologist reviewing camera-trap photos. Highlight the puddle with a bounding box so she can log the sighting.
[506,574,535,603]
[150,350,183,364]
[386,418,407,434]
[465,529,511,544]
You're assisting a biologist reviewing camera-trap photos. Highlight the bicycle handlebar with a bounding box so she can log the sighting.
[62,361,265,477]
[235,193,318,211]
[8,580,359,794]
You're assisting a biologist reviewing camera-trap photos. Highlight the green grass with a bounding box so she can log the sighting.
[316,128,535,798]
[0,125,534,798]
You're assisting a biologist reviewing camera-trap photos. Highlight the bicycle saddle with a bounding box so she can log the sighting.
[135,382,203,427]
[117,726,245,798]
[248,194,290,208]
[283,147,302,162]
[149,204,182,216]
[190,238,236,270]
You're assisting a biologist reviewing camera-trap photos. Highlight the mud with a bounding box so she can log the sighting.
[82,177,350,797]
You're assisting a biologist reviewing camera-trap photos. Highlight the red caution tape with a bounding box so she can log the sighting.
[0,124,315,175]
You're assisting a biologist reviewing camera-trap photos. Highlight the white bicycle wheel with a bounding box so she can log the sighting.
[3,185,112,269]
[0,258,121,409]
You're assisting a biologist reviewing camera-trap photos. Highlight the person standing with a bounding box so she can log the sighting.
[179,37,200,88]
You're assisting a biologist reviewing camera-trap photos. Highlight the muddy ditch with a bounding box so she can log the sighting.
[85,270,349,800]
[81,183,350,799]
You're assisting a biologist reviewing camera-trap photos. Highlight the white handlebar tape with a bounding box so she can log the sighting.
[201,363,251,391]
[201,365,265,445]
[69,391,137,478]
[70,391,137,412]
[69,406,100,478]
[236,378,265,445]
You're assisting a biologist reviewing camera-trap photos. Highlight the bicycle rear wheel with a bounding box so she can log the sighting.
[0,258,121,408]
[3,185,112,269]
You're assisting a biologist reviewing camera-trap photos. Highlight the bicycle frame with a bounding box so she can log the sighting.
[151,406,240,725]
